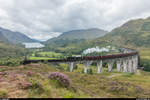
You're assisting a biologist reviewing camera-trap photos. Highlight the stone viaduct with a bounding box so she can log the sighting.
[23,48,139,74]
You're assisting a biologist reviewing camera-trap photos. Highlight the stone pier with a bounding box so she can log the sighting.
[97,60,103,74]
[69,62,74,72]
[133,55,138,73]
[123,58,128,72]
[84,61,93,73]
[108,60,114,72]
[128,57,133,73]
[116,59,122,72]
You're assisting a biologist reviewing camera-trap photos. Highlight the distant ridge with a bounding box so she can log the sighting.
[57,28,108,40]
[46,28,108,45]
[0,27,36,44]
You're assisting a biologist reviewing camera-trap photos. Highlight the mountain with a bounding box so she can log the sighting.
[89,17,150,48]
[0,32,9,43]
[45,28,108,46]
[0,27,36,44]
[58,28,108,40]
[47,28,108,42]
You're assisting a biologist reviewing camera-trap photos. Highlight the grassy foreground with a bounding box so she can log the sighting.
[0,63,150,98]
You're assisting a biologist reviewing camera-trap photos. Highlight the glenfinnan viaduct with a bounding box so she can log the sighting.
[23,48,139,74]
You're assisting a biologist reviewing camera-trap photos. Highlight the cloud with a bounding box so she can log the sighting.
[0,0,150,41]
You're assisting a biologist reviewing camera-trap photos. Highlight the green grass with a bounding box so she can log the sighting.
[28,57,58,60]
[29,51,67,60]
[38,52,63,57]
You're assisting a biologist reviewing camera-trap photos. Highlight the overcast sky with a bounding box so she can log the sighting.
[0,0,150,41]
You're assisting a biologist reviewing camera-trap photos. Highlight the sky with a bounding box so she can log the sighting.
[0,0,150,41]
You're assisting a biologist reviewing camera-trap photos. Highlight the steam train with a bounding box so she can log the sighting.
[66,51,138,61]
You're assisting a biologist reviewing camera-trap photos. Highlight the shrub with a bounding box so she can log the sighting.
[18,82,32,89]
[27,78,46,96]
[42,80,52,96]
[63,91,75,98]
[0,72,7,76]
[88,68,93,74]
[81,69,93,74]
[81,69,84,74]
[57,65,65,71]
[140,59,150,72]
[24,82,32,88]
[43,60,48,64]
[0,89,8,98]
[48,72,70,88]
[27,71,34,76]
[66,66,70,72]
[74,65,78,70]
[91,62,97,66]
[0,57,24,66]
[13,74,17,78]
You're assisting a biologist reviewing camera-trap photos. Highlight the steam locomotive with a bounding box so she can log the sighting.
[66,51,138,61]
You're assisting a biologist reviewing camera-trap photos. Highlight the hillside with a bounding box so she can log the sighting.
[0,32,9,43]
[46,28,108,45]
[0,63,150,98]
[92,17,150,48]
[0,27,36,44]
[0,42,29,66]
[0,42,26,58]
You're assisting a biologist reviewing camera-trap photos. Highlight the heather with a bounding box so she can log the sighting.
[48,72,70,88]
[0,64,149,98]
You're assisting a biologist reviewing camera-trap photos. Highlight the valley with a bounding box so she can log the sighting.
[0,14,150,98]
